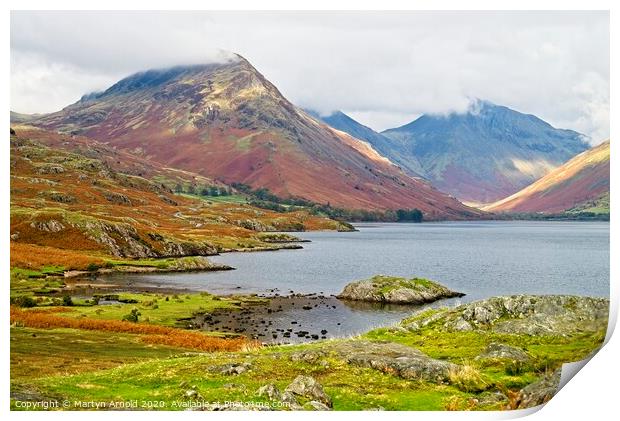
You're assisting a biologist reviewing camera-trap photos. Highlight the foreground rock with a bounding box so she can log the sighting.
[402,295,609,336]
[337,275,464,304]
[256,376,332,410]
[513,368,562,409]
[288,341,456,384]
[476,343,530,362]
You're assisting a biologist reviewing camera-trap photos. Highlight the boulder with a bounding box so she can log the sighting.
[476,343,530,362]
[257,384,282,401]
[513,369,561,409]
[322,340,456,384]
[284,375,332,407]
[402,295,609,337]
[337,275,464,304]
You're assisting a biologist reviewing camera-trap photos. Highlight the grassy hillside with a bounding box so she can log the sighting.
[10,126,351,274]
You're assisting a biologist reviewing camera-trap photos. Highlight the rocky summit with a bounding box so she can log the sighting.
[337,275,464,304]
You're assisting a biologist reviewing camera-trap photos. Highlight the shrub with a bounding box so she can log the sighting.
[10,296,37,308]
[122,308,141,323]
[87,263,101,272]
[448,365,488,393]
[62,295,74,307]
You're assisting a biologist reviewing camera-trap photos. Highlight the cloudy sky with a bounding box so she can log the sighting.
[10,11,609,142]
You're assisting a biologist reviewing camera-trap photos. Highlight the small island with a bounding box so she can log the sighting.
[337,275,465,304]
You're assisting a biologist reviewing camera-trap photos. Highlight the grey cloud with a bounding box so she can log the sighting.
[10,11,609,142]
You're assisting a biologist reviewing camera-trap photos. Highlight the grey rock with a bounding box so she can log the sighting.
[30,220,65,233]
[337,275,464,304]
[402,295,609,337]
[451,317,473,331]
[285,375,332,407]
[303,401,332,411]
[280,391,302,410]
[257,384,282,401]
[513,369,561,409]
[184,388,202,400]
[477,343,530,362]
[322,340,455,384]
[215,362,251,376]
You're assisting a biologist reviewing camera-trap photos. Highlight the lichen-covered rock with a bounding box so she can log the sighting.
[257,384,282,401]
[337,275,464,304]
[212,362,251,376]
[403,295,609,337]
[476,343,530,362]
[320,340,456,384]
[30,219,65,233]
[513,369,561,409]
[284,375,332,407]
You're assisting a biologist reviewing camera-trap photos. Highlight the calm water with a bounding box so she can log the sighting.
[100,221,609,342]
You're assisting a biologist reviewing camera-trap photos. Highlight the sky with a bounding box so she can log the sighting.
[10,11,609,143]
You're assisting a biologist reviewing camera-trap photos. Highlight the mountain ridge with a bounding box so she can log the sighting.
[378,100,589,203]
[21,56,482,219]
[482,140,610,214]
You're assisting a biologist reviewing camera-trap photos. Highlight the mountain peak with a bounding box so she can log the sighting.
[27,56,480,217]
[378,102,589,202]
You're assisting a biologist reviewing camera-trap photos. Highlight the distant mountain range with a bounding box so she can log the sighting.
[18,55,480,219]
[315,102,589,204]
[483,140,610,214]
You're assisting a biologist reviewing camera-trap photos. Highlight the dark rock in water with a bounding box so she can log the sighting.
[337,275,464,304]
[513,369,562,409]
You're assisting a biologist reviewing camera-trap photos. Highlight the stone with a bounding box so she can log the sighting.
[257,384,282,401]
[337,275,464,304]
[513,369,561,409]
[477,343,530,362]
[284,375,332,407]
[213,362,251,376]
[303,401,332,411]
[321,340,455,384]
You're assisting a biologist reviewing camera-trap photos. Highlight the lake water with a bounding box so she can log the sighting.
[100,221,610,342]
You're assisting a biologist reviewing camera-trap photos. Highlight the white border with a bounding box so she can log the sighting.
[2,2,616,421]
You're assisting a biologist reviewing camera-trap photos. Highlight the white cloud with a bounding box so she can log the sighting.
[10,11,609,142]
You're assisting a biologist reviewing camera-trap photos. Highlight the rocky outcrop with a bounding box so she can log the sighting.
[287,341,456,384]
[337,275,464,304]
[285,375,332,407]
[256,376,332,410]
[404,295,609,336]
[513,369,561,409]
[476,343,530,362]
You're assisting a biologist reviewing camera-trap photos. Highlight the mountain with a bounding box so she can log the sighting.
[380,100,589,203]
[21,55,481,219]
[309,110,426,177]
[482,140,610,214]
[10,125,349,268]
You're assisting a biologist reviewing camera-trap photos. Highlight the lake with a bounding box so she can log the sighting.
[100,221,610,342]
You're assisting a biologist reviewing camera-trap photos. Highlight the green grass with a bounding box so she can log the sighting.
[10,305,605,410]
[180,193,248,204]
[369,275,440,294]
[16,342,480,411]
[52,291,264,327]
[10,327,192,381]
